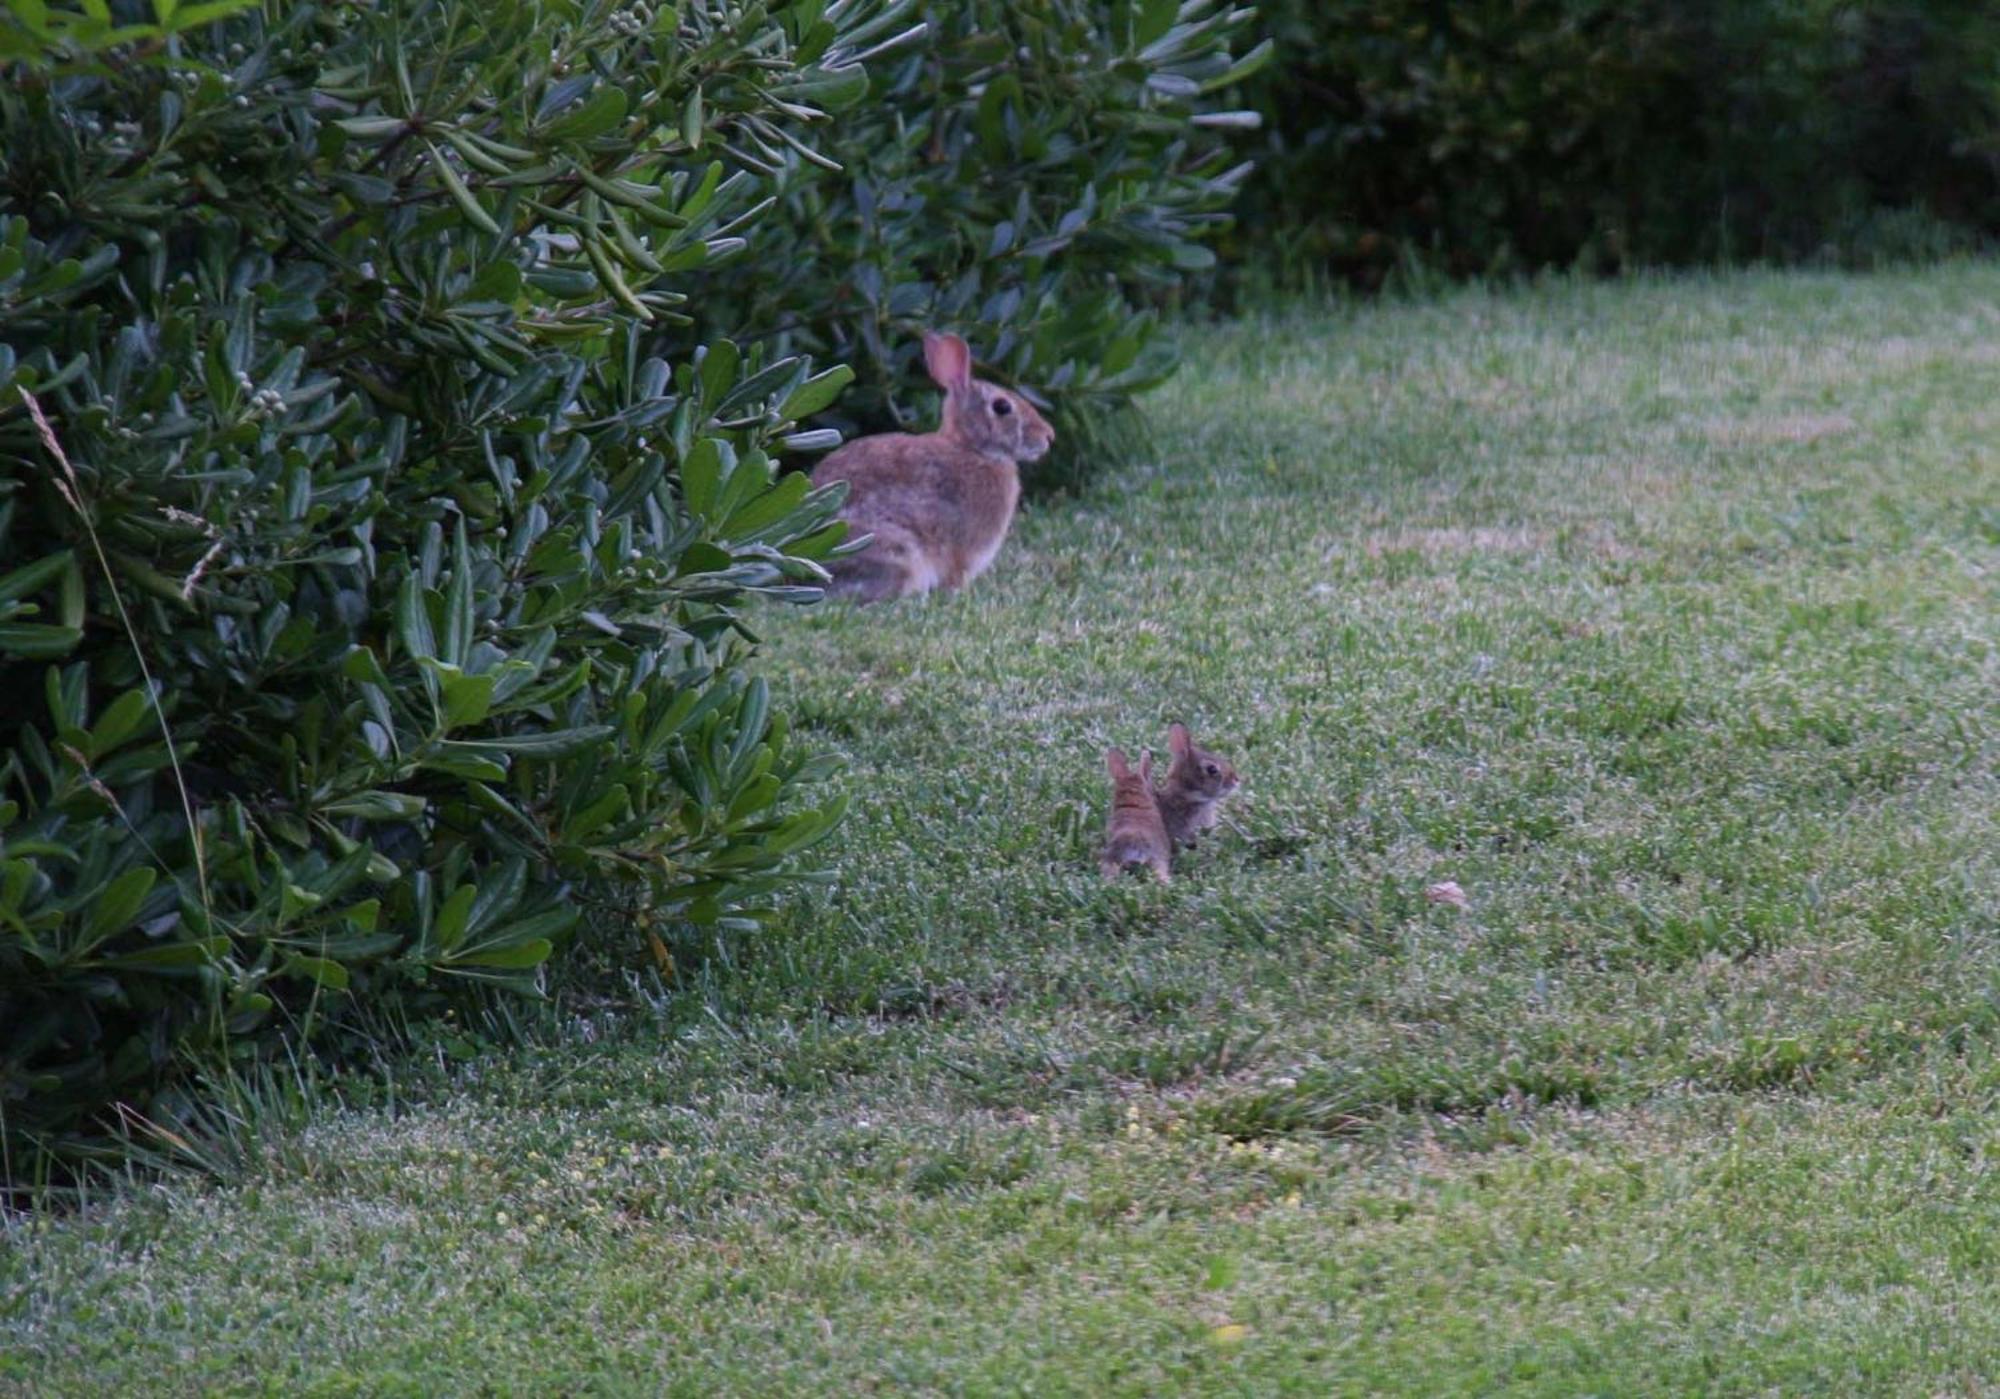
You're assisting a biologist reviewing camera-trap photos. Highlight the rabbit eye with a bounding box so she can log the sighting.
[1204,763,1219,777]
[991,398,1012,417]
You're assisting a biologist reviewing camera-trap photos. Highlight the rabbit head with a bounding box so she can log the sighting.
[1166,723,1239,802]
[926,331,1055,465]
[1155,724,1240,848]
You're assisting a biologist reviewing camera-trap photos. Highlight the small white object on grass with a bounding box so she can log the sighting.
[1425,880,1470,910]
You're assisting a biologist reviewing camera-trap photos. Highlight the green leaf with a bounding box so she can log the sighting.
[433,725,615,758]
[0,623,83,659]
[427,141,501,237]
[716,356,806,416]
[974,74,1019,160]
[336,115,408,140]
[320,790,428,821]
[465,857,525,941]
[331,173,396,205]
[341,645,393,687]
[784,62,868,113]
[676,541,733,576]
[433,883,477,952]
[283,953,351,990]
[83,867,156,947]
[582,230,652,321]
[720,470,813,539]
[444,128,518,178]
[577,167,685,233]
[440,667,496,731]
[679,161,724,221]
[564,783,629,841]
[761,793,849,857]
[699,339,741,411]
[1135,0,1178,48]
[397,576,437,662]
[58,553,84,630]
[681,87,704,150]
[417,750,510,782]
[445,937,551,970]
[443,518,474,666]
[681,437,727,520]
[99,937,227,970]
[87,688,153,760]
[283,929,400,960]
[467,905,575,953]
[279,882,324,923]
[1201,36,1275,93]
[0,550,74,604]
[779,364,853,420]
[542,85,629,142]
[727,773,782,822]
[171,0,259,28]
[48,662,87,729]
[730,677,769,770]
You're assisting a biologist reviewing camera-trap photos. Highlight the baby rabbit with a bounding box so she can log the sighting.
[810,330,1055,603]
[1155,723,1241,848]
[1099,748,1171,884]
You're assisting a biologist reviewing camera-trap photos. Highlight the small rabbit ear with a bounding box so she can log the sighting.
[1168,723,1191,759]
[1105,747,1129,778]
[923,331,973,393]
[1139,750,1154,781]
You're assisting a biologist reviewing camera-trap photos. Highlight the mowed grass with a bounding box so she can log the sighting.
[10,266,2000,1394]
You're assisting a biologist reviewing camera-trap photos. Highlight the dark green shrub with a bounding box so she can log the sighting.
[699,0,1268,489]
[1238,0,2000,284]
[0,0,908,1184]
[1237,0,1683,282]
[1668,0,2000,265]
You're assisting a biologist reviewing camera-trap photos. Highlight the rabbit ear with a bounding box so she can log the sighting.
[923,331,973,393]
[1105,747,1130,778]
[1168,723,1191,759]
[1139,750,1154,781]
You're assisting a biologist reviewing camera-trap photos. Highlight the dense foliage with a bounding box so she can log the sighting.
[1239,0,2000,283]
[0,0,907,1182]
[699,0,1267,488]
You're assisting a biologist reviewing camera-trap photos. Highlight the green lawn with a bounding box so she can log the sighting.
[9,266,2000,1394]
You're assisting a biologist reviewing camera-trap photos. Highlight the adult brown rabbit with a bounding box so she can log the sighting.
[810,330,1054,602]
[1099,748,1171,884]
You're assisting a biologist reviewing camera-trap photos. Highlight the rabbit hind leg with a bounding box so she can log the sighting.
[825,550,913,603]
